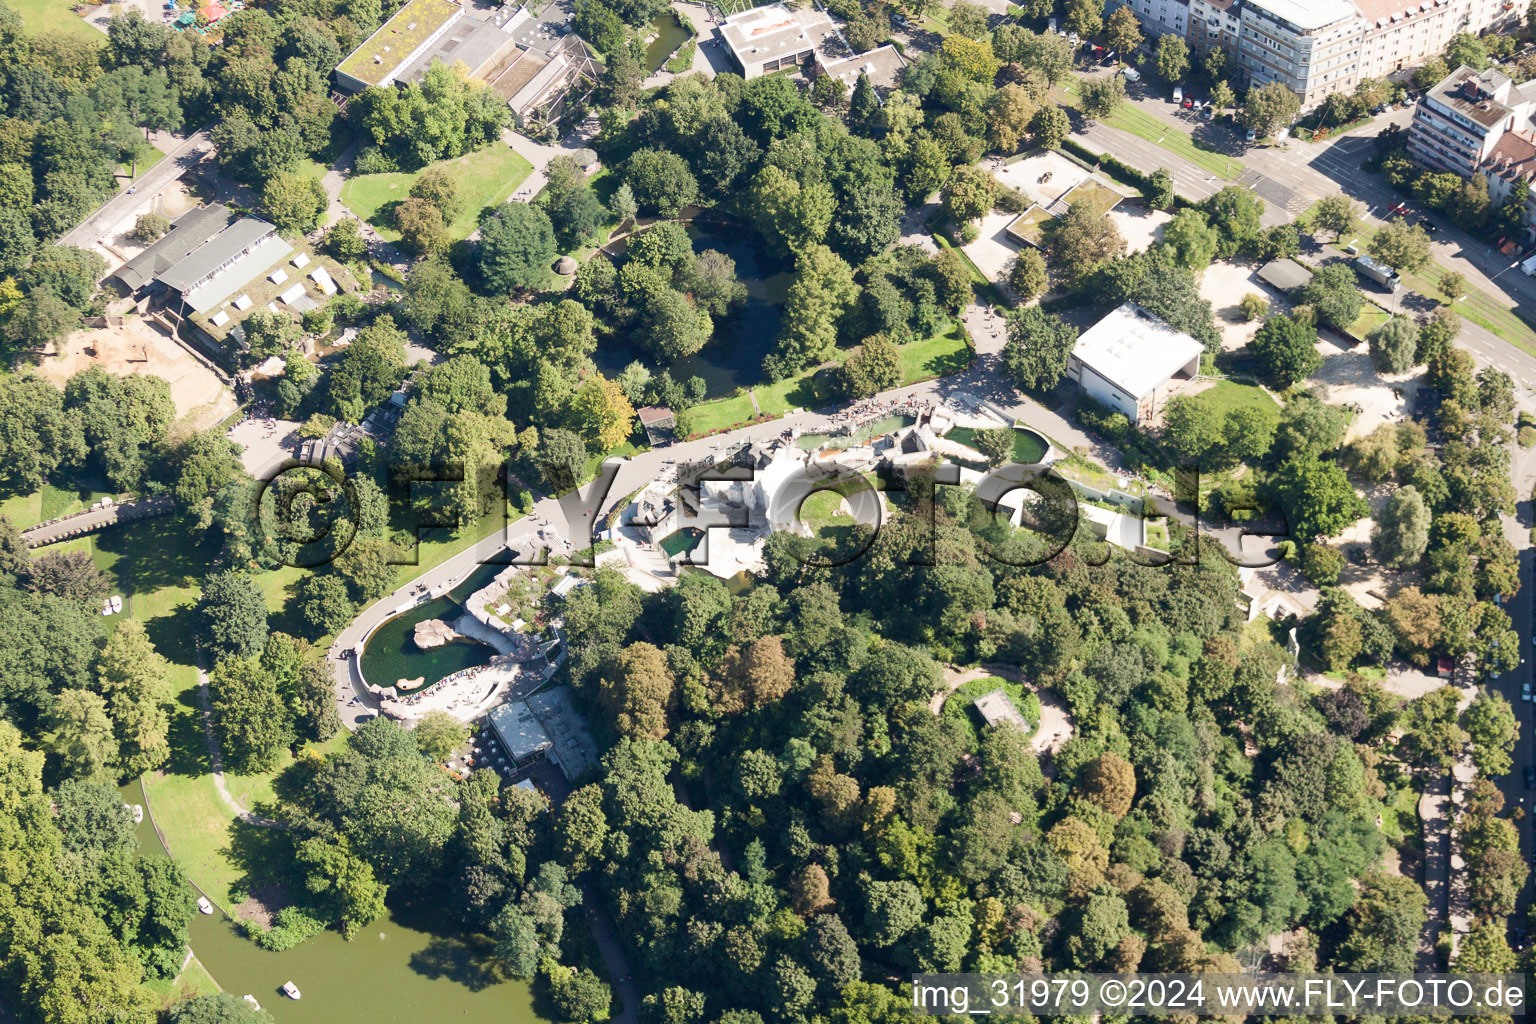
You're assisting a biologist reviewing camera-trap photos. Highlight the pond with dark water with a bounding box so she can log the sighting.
[594,221,792,399]
[124,779,543,1024]
[358,561,505,693]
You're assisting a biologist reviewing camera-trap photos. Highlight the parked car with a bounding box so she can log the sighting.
[1122,66,1141,81]
[1182,96,1194,108]
[1245,128,1257,141]
[1173,85,1184,103]
[1525,765,1534,789]
[1202,105,1215,120]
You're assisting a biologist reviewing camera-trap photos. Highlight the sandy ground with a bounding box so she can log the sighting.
[40,317,236,431]
[1201,261,1268,352]
[227,416,302,479]
[1112,205,1172,254]
[1304,337,1423,443]
[995,151,1095,206]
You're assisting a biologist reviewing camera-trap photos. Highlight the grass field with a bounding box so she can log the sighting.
[340,145,533,243]
[1348,302,1393,343]
[12,0,104,40]
[684,321,973,436]
[1053,81,1246,182]
[0,482,111,530]
[1186,379,1280,423]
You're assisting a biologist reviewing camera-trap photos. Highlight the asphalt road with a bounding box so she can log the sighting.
[58,129,215,249]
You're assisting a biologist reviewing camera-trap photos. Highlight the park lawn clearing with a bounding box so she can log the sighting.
[686,321,973,437]
[144,955,221,1001]
[1186,379,1280,423]
[680,392,759,436]
[1347,302,1393,343]
[12,0,103,40]
[942,675,1041,753]
[0,482,110,530]
[340,145,533,243]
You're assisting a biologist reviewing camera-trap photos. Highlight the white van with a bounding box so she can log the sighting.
[1172,85,1184,103]
[1122,66,1141,81]
[1523,252,1536,276]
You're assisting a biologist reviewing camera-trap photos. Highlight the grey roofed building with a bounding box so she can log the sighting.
[816,44,906,92]
[112,204,237,292]
[973,689,1029,731]
[157,218,280,294]
[525,686,598,781]
[1257,258,1313,293]
[393,11,520,85]
[718,2,836,79]
[486,700,553,764]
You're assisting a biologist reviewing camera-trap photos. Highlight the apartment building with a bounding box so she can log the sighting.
[1407,65,1536,228]
[1140,0,1520,110]
[1237,0,1362,108]
[1188,0,1241,57]
[1408,64,1535,173]
[1109,0,1191,38]
[1355,0,1460,80]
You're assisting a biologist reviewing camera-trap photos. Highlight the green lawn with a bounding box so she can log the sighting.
[123,139,168,181]
[340,145,534,243]
[12,0,104,40]
[1054,81,1245,182]
[1348,302,1393,343]
[0,481,110,530]
[683,320,973,437]
[1187,379,1280,422]
[941,675,1041,753]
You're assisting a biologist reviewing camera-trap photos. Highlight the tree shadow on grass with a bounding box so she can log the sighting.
[163,688,213,778]
[94,513,222,603]
[224,819,298,906]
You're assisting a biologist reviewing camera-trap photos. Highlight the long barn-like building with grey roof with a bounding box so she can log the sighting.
[110,204,292,315]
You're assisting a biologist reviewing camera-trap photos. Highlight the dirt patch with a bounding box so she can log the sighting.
[1304,338,1423,444]
[1200,261,1268,352]
[231,880,295,930]
[1109,204,1171,255]
[39,316,236,431]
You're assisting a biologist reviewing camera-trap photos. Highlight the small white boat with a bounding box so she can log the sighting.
[197,896,214,915]
[282,981,301,1000]
[242,996,261,1011]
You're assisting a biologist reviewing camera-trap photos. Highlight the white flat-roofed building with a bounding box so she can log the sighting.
[719,3,837,79]
[1065,303,1204,424]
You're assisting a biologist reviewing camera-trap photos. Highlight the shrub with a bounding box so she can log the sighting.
[354,147,398,175]
[1520,426,1536,448]
[1238,293,1269,322]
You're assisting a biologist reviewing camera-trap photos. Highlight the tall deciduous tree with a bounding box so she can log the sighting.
[1001,306,1079,392]
[196,570,269,664]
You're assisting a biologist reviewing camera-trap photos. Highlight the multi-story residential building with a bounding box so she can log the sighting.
[1109,0,1191,39]
[1188,0,1241,57]
[1407,65,1536,228]
[1127,0,1521,110]
[1237,0,1362,109]
[1355,0,1460,80]
[1408,64,1536,175]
